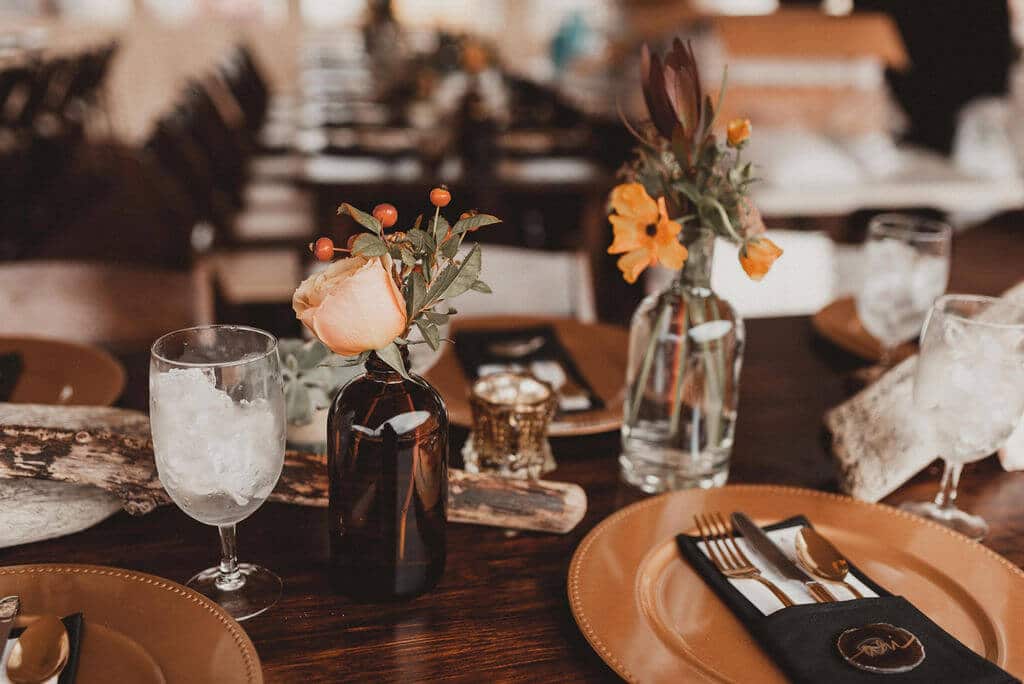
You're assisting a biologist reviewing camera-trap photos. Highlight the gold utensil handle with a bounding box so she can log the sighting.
[843,580,864,599]
[750,575,794,607]
[807,581,838,603]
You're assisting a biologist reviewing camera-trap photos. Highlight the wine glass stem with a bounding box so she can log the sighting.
[933,459,963,511]
[216,523,245,591]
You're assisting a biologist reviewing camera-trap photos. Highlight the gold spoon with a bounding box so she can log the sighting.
[795,527,865,599]
[6,615,69,684]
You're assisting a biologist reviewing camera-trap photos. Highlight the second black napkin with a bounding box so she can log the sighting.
[676,516,1018,684]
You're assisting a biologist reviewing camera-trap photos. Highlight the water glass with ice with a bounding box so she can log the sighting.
[150,325,286,620]
[856,214,952,364]
[900,295,1024,539]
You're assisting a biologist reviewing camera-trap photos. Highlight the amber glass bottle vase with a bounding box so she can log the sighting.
[327,350,447,600]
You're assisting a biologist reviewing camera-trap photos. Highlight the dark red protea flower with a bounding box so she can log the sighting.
[640,38,706,163]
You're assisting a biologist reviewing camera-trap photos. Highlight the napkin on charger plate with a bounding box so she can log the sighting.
[826,281,1024,502]
[676,517,1018,684]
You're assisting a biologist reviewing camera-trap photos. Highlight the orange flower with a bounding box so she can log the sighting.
[607,183,688,284]
[739,237,783,281]
[727,118,751,147]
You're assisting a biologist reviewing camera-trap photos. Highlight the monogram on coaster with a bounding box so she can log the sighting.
[837,623,926,674]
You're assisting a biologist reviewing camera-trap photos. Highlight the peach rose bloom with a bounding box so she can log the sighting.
[293,255,407,356]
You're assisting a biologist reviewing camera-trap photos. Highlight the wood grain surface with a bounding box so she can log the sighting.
[0,423,586,533]
[2,218,1023,682]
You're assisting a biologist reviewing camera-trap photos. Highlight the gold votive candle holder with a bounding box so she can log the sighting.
[463,372,557,479]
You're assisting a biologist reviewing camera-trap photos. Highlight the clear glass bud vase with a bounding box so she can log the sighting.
[619,229,745,493]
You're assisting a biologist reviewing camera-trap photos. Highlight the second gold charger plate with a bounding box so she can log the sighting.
[568,485,1024,683]
[0,565,262,683]
[0,337,125,406]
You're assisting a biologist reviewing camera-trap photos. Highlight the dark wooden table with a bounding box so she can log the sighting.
[5,218,1024,682]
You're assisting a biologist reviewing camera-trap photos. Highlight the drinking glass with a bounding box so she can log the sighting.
[901,295,1024,539]
[856,214,952,365]
[150,325,286,620]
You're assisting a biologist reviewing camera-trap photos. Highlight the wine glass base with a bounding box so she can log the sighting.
[187,563,282,622]
[899,501,989,541]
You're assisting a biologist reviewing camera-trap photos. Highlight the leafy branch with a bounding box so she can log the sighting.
[344,198,501,374]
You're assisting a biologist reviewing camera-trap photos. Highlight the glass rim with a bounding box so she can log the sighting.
[868,213,952,242]
[151,324,279,368]
[932,293,1024,329]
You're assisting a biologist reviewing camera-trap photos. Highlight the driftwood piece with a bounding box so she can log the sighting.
[0,404,147,547]
[448,469,586,533]
[0,407,588,534]
[825,359,924,502]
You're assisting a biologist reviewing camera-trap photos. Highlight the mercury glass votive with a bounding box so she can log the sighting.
[463,372,557,479]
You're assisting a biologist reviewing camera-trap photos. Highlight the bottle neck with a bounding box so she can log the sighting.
[676,228,715,291]
[365,347,411,382]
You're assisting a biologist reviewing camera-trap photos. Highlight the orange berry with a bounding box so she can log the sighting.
[372,203,398,229]
[429,186,451,207]
[312,236,335,261]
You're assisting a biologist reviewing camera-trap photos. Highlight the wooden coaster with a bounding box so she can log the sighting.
[811,298,916,362]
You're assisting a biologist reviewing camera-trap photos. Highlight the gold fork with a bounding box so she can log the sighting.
[694,512,797,608]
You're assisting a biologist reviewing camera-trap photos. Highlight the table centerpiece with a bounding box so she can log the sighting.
[293,187,498,599]
[611,39,783,493]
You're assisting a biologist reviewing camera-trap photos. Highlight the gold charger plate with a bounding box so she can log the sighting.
[0,337,125,406]
[0,565,262,683]
[811,298,915,363]
[568,485,1024,683]
[424,316,627,437]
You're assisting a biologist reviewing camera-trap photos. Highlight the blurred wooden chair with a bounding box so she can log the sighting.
[0,261,210,351]
[455,245,597,322]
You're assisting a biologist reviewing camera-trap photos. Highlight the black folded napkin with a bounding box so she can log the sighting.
[676,517,1018,684]
[0,352,23,402]
[453,325,603,414]
[8,613,83,684]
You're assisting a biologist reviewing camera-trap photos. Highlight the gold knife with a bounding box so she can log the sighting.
[731,513,838,603]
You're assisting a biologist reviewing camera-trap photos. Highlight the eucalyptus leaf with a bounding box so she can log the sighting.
[352,233,387,257]
[306,386,331,411]
[285,382,312,425]
[422,311,449,325]
[469,280,492,294]
[338,203,382,235]
[321,351,370,367]
[440,234,460,259]
[415,320,440,351]
[432,215,451,245]
[425,262,460,304]
[279,338,331,369]
[375,342,412,381]
[301,366,343,388]
[451,213,500,235]
[407,228,428,250]
[407,270,427,319]
[439,243,481,300]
